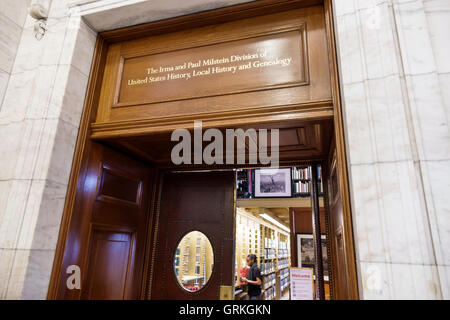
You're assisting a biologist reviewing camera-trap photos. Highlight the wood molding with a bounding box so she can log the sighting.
[323,0,359,299]
[90,102,333,139]
[100,0,323,43]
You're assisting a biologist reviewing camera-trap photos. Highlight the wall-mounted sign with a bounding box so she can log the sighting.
[117,28,308,107]
[290,267,314,300]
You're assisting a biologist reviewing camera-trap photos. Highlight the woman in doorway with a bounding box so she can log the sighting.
[241,254,262,300]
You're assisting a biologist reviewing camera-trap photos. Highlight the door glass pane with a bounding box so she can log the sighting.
[174,231,214,292]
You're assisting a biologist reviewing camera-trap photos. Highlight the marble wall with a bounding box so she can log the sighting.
[333,0,450,299]
[0,0,96,299]
[0,0,448,300]
[0,1,29,114]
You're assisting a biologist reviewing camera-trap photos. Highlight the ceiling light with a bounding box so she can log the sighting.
[260,213,290,233]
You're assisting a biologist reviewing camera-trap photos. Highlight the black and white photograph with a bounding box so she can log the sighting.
[297,234,329,281]
[254,168,292,198]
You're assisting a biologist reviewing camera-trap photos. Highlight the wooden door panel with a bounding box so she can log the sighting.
[327,152,352,299]
[84,230,133,299]
[56,143,152,299]
[151,171,235,300]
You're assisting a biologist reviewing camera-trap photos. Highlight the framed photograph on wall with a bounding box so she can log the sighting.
[296,233,329,281]
[254,168,292,198]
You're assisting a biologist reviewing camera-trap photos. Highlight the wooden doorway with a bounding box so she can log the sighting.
[47,0,359,300]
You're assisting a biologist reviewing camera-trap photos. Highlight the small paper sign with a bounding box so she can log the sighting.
[290,267,314,300]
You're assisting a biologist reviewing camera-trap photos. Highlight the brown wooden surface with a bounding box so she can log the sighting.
[326,150,351,300]
[93,6,332,137]
[289,207,325,268]
[53,143,153,299]
[150,171,235,299]
[118,29,308,106]
[100,119,333,167]
[323,0,359,299]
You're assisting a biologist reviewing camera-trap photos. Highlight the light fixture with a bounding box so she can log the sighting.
[260,213,290,233]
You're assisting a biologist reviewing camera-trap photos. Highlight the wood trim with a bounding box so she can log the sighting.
[47,36,109,299]
[91,102,333,139]
[321,156,334,300]
[323,0,359,299]
[100,0,323,43]
[112,24,310,108]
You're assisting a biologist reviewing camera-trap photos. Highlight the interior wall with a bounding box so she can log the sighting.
[0,1,96,299]
[0,0,257,300]
[333,0,450,299]
[0,0,448,300]
[0,0,30,109]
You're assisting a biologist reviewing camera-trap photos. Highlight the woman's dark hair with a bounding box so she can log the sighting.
[247,254,257,262]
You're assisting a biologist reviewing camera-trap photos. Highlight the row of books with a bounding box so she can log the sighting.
[264,286,276,300]
[293,181,310,194]
[263,248,276,259]
[278,249,289,259]
[264,238,276,249]
[280,277,290,291]
[263,273,276,289]
[278,241,288,249]
[278,259,289,270]
[261,261,275,275]
[292,167,311,180]
[280,268,290,279]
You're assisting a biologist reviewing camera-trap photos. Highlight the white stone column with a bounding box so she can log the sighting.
[0,0,96,299]
[333,0,450,299]
[0,1,29,116]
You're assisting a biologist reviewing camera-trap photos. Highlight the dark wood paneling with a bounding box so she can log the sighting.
[52,143,153,300]
[289,207,325,268]
[98,119,333,167]
[83,230,133,299]
[151,171,235,300]
[323,0,359,299]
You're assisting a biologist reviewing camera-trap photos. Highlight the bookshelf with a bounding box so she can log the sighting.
[235,208,291,300]
[236,166,323,200]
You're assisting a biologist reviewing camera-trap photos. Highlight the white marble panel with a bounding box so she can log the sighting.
[0,0,30,28]
[20,249,56,299]
[360,261,442,299]
[4,249,30,299]
[0,69,36,125]
[404,72,450,161]
[0,69,8,106]
[423,0,450,74]
[60,19,97,77]
[48,65,89,126]
[0,12,23,73]
[393,0,438,75]
[420,159,450,266]
[438,72,450,130]
[33,119,79,185]
[0,248,15,299]
[0,119,46,181]
[0,180,32,249]
[350,160,435,265]
[437,265,450,299]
